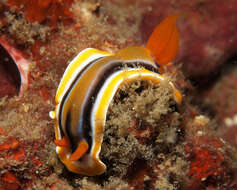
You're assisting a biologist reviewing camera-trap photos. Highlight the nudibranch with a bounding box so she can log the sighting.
[49,14,182,176]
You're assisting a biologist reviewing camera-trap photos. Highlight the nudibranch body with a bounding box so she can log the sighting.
[50,14,182,176]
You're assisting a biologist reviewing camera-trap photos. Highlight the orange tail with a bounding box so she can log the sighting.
[146,14,179,66]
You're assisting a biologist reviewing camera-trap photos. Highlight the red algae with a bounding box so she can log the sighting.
[0,137,26,161]
[32,155,44,166]
[0,143,10,151]
[40,87,51,102]
[1,172,19,190]
[185,137,225,182]
[6,0,74,26]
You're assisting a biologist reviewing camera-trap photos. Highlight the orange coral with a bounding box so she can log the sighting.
[0,138,19,151]
[0,134,26,162]
[32,155,44,166]
[12,147,26,161]
[50,184,57,190]
[1,172,19,190]
[0,128,7,136]
[6,0,74,26]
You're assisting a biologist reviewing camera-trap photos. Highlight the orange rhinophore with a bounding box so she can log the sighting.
[146,14,179,66]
